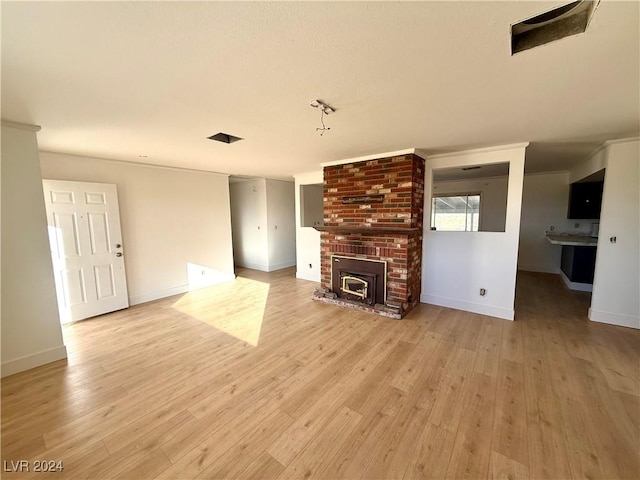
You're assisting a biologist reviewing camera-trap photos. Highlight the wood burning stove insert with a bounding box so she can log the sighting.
[331,256,386,306]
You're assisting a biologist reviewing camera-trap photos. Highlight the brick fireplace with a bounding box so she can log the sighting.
[313,153,425,319]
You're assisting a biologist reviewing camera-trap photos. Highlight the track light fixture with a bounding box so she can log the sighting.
[310,99,335,136]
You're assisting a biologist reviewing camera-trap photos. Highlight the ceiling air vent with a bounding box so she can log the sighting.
[511,1,600,55]
[207,132,243,144]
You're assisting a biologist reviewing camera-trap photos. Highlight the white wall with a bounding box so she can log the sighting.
[590,139,640,329]
[266,179,296,271]
[294,171,323,283]
[1,123,67,377]
[229,178,296,272]
[230,179,269,270]
[518,171,594,273]
[421,144,528,321]
[432,176,508,232]
[40,152,235,305]
[570,146,607,184]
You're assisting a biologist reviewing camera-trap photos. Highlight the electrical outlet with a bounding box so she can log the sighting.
[480,288,486,296]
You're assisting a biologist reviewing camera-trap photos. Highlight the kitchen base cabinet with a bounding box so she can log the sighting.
[561,245,597,284]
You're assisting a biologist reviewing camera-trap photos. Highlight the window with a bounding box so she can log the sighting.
[432,162,508,232]
[300,183,324,227]
[431,194,481,231]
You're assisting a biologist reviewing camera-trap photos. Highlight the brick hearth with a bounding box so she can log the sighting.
[315,153,425,318]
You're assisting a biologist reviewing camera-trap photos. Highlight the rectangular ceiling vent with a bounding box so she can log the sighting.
[208,132,243,144]
[511,1,600,55]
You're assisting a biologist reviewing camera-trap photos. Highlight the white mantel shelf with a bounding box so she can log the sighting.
[546,234,598,247]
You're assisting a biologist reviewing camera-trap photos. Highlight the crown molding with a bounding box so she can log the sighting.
[1,120,41,132]
[603,137,640,147]
[320,148,416,168]
[426,142,530,160]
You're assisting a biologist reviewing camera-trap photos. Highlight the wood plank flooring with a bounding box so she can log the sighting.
[2,268,639,479]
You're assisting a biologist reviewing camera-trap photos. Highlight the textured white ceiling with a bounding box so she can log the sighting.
[2,1,638,179]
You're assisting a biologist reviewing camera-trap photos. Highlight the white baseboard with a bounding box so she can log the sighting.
[129,285,189,306]
[235,262,269,272]
[266,260,297,272]
[236,261,297,272]
[589,308,640,329]
[559,270,593,292]
[518,264,560,274]
[296,271,321,283]
[1,345,68,378]
[420,294,514,321]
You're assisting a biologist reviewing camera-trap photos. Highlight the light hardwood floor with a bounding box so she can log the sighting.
[2,268,639,479]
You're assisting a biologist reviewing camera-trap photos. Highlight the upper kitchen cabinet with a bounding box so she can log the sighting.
[568,181,604,219]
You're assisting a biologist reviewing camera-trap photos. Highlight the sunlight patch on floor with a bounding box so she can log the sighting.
[172,276,270,346]
[186,262,236,291]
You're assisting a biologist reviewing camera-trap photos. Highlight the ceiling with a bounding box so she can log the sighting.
[2,1,638,180]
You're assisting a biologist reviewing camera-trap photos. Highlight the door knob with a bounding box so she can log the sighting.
[116,252,123,257]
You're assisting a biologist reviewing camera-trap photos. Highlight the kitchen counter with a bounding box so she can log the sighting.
[546,234,598,246]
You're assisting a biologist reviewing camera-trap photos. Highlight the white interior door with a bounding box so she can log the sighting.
[42,179,129,323]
